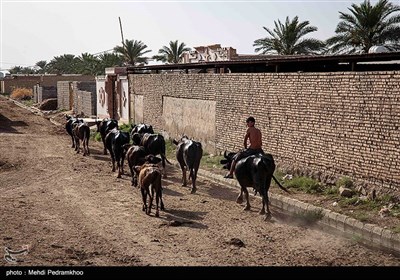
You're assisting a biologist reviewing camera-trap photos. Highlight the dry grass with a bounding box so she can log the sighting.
[10,87,33,100]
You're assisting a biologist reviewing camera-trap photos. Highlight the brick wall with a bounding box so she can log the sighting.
[33,85,57,103]
[0,75,94,95]
[129,71,400,193]
[57,81,96,116]
[1,76,41,94]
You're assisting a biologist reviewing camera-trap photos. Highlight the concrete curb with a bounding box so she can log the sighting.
[196,167,400,255]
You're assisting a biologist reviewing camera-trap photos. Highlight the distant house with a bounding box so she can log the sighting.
[96,67,130,124]
[181,44,238,63]
[0,70,10,79]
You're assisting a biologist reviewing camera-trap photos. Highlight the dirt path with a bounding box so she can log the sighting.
[1,97,399,267]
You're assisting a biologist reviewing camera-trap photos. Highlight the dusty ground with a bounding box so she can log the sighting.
[1,96,399,267]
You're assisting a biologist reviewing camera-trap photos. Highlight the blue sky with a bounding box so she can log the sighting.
[0,0,385,70]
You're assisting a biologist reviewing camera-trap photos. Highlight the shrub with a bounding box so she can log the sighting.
[10,88,33,100]
[336,176,354,189]
[285,176,323,193]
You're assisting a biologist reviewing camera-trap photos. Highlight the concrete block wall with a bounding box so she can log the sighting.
[57,81,96,116]
[129,71,400,194]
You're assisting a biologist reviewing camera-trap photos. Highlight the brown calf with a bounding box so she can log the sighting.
[134,163,164,217]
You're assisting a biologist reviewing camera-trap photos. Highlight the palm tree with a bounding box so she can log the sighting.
[326,0,400,54]
[114,39,151,66]
[35,60,48,74]
[77,53,100,75]
[253,16,325,55]
[152,40,191,63]
[47,54,79,74]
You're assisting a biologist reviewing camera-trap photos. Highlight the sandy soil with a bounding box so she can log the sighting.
[1,96,399,267]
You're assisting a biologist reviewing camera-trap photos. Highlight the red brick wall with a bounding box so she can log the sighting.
[129,71,400,193]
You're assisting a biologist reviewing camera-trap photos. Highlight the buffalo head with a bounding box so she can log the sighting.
[220,150,237,170]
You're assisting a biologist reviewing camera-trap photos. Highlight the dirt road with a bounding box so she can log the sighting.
[1,96,399,267]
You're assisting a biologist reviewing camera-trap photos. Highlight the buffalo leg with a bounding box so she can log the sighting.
[155,191,160,217]
[75,138,80,153]
[141,188,147,212]
[180,164,187,187]
[159,189,164,210]
[85,137,90,156]
[110,151,116,172]
[102,136,107,155]
[147,190,153,216]
[236,190,244,204]
[243,188,251,211]
[190,168,196,194]
[70,136,75,148]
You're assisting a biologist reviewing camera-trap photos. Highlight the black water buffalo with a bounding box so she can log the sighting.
[133,133,171,177]
[130,123,154,143]
[220,151,289,220]
[96,118,118,155]
[173,136,203,194]
[72,122,90,156]
[124,144,162,187]
[133,163,164,217]
[65,115,83,148]
[105,128,130,178]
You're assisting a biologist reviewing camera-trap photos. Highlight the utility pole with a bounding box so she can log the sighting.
[119,17,125,50]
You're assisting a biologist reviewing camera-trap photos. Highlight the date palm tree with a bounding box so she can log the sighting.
[35,60,48,74]
[114,39,151,66]
[253,16,325,55]
[153,40,191,63]
[46,54,79,74]
[326,0,400,54]
[77,53,100,75]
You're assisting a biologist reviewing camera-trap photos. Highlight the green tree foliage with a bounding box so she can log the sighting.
[152,40,191,63]
[253,16,325,55]
[9,66,35,74]
[47,54,80,74]
[114,39,151,66]
[98,53,124,70]
[35,60,48,74]
[326,0,400,54]
[77,53,100,75]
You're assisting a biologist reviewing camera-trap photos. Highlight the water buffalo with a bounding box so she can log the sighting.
[105,128,130,178]
[96,118,118,155]
[124,144,162,187]
[221,151,289,220]
[133,133,171,177]
[72,122,90,156]
[130,123,154,143]
[173,136,203,194]
[133,163,164,217]
[65,115,83,148]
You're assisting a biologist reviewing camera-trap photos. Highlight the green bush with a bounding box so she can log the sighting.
[336,176,354,189]
[285,176,323,193]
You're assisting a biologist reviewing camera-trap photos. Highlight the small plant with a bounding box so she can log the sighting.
[352,211,370,223]
[285,176,323,193]
[338,196,359,207]
[119,123,131,133]
[22,99,34,107]
[392,225,400,234]
[294,209,324,224]
[10,87,33,100]
[351,234,363,244]
[165,139,175,159]
[200,153,224,169]
[90,131,102,142]
[336,176,354,189]
[323,185,339,196]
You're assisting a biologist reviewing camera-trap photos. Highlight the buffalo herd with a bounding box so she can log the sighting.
[65,115,286,220]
